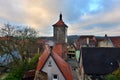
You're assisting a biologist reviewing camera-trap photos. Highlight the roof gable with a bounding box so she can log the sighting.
[110,37,120,47]
[52,52,73,80]
[36,45,73,80]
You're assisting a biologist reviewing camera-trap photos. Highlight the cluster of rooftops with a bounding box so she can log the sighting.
[1,14,120,80]
[32,14,120,80]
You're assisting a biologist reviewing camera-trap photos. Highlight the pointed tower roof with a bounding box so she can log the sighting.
[53,13,68,28]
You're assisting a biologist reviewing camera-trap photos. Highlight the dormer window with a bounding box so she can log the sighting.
[48,61,52,67]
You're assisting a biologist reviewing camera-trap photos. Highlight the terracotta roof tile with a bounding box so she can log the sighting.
[53,14,68,27]
[53,44,63,57]
[0,36,11,40]
[76,35,97,48]
[36,45,50,71]
[110,37,120,47]
[54,20,64,25]
[23,70,35,78]
[36,45,73,80]
[36,39,47,44]
[52,52,73,80]
[53,20,68,27]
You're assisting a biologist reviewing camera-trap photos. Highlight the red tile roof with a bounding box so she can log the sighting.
[53,20,68,27]
[23,70,35,78]
[52,52,73,80]
[36,45,50,71]
[53,43,68,60]
[53,44,63,57]
[54,20,64,25]
[110,37,120,47]
[36,45,73,80]
[53,14,68,27]
[36,39,47,44]
[76,35,97,48]
[0,36,11,40]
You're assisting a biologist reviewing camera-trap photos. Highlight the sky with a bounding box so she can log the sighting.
[0,0,120,36]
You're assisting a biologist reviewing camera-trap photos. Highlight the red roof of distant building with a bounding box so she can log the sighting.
[0,36,12,40]
[78,35,96,42]
[36,39,47,44]
[110,37,120,47]
[76,35,97,48]
[23,70,35,79]
[36,45,73,80]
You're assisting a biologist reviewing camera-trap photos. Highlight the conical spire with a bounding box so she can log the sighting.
[60,13,62,20]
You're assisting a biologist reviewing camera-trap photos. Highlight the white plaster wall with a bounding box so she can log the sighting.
[42,56,65,80]
[98,40,114,47]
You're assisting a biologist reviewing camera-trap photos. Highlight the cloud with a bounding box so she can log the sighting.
[69,4,120,36]
[0,0,120,36]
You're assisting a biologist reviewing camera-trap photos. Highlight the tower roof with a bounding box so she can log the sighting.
[53,14,68,28]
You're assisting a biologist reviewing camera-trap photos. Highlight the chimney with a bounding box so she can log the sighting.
[105,34,108,40]
[47,40,54,52]
[87,37,89,45]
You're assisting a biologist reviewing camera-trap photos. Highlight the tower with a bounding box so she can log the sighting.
[53,13,68,43]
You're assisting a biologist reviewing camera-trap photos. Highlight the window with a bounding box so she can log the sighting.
[48,61,52,67]
[53,74,58,80]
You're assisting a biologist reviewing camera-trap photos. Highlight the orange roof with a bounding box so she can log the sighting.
[0,36,11,40]
[36,45,50,71]
[36,39,47,44]
[53,14,68,27]
[110,37,120,47]
[53,44,63,57]
[36,45,73,80]
[53,20,66,26]
[76,35,97,47]
[52,52,73,80]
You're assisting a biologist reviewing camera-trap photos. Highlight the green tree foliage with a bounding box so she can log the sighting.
[0,23,45,79]
[0,23,38,62]
[26,53,40,70]
[3,54,40,80]
[3,61,25,80]
[105,68,120,80]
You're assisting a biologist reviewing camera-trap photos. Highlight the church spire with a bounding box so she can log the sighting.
[60,13,62,20]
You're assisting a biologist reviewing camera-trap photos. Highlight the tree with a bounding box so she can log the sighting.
[16,27,38,61]
[0,23,38,64]
[0,23,16,37]
[0,23,19,64]
[105,68,120,80]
